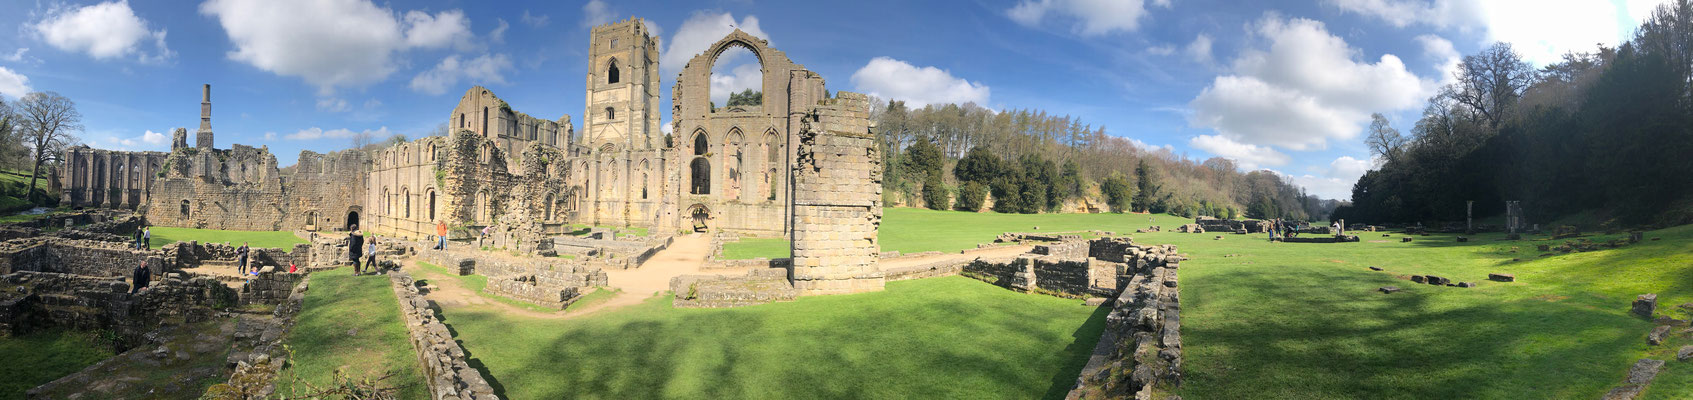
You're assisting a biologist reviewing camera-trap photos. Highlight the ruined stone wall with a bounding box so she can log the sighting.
[388,271,498,400]
[286,149,368,232]
[367,138,446,238]
[669,268,797,308]
[485,271,584,309]
[59,146,167,209]
[162,241,312,271]
[449,86,571,156]
[144,145,290,230]
[0,271,236,349]
[0,238,161,277]
[788,96,883,295]
[1070,247,1184,398]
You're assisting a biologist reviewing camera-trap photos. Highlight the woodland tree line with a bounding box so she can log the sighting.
[1331,0,1693,227]
[871,100,1339,221]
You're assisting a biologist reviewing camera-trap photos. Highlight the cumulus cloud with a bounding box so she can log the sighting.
[0,67,31,99]
[851,57,991,108]
[1130,137,1174,153]
[1006,0,1169,36]
[1185,34,1214,65]
[709,55,763,107]
[1189,135,1290,170]
[31,0,172,63]
[199,0,476,94]
[1326,0,1652,65]
[316,97,350,113]
[410,54,514,95]
[1284,155,1376,200]
[660,11,768,76]
[3,48,29,63]
[581,0,616,28]
[1188,15,1432,153]
[141,130,168,145]
[1415,34,1461,85]
[285,126,391,141]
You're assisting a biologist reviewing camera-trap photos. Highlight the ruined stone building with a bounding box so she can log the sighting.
[59,17,879,255]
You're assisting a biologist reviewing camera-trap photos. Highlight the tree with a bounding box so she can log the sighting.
[15,92,81,203]
[1364,113,1405,162]
[1100,172,1133,213]
[902,139,945,181]
[1132,159,1159,212]
[727,89,763,107]
[956,181,987,212]
[953,147,1003,184]
[989,178,1023,213]
[1452,42,1535,128]
[922,173,949,210]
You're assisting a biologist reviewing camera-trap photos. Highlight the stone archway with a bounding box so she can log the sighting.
[346,209,361,231]
[687,204,711,232]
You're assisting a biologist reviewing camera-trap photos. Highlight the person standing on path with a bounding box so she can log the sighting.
[143,226,151,249]
[130,260,151,294]
[435,220,448,250]
[134,226,145,250]
[365,240,378,274]
[236,242,251,274]
[348,227,365,275]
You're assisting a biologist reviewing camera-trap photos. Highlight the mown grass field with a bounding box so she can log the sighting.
[0,330,113,398]
[715,207,1691,398]
[277,268,426,398]
[146,226,309,250]
[438,276,1106,399]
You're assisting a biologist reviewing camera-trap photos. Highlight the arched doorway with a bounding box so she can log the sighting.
[346,210,360,231]
[688,204,711,232]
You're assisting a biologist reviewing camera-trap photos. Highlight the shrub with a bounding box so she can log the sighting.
[921,174,949,211]
[956,181,987,212]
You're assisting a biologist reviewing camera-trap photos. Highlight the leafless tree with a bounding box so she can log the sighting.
[14,92,81,202]
[1364,113,1405,162]
[351,130,374,151]
[1452,42,1535,128]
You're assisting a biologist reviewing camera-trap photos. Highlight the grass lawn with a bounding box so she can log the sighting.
[721,207,1190,259]
[719,237,791,260]
[417,261,557,313]
[565,286,622,313]
[0,330,114,398]
[277,268,426,399]
[147,227,309,250]
[438,276,1106,399]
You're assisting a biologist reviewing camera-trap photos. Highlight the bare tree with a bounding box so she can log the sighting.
[14,92,81,203]
[1364,113,1405,162]
[1452,42,1535,128]
[428,122,448,137]
[351,130,374,151]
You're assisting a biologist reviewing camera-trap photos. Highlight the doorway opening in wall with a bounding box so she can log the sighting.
[346,211,360,231]
[689,204,711,232]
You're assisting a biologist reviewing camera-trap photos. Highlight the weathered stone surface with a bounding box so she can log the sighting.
[1634,294,1658,318]
[671,268,798,308]
[1648,325,1672,346]
[1677,346,1693,362]
[1601,359,1665,400]
[1488,273,1515,282]
[1379,286,1401,294]
[389,271,498,399]
[1457,282,1476,288]
[1411,275,1426,284]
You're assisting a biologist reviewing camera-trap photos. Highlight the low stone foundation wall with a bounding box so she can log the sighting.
[1069,244,1183,398]
[388,271,498,399]
[485,271,584,309]
[963,255,1116,298]
[417,248,608,286]
[670,268,798,308]
[0,237,163,277]
[165,241,313,271]
[553,235,673,269]
[705,257,792,270]
[238,271,306,306]
[0,271,236,350]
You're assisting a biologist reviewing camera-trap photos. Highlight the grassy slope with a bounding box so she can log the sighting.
[441,276,1106,399]
[417,261,557,313]
[721,207,1177,259]
[147,227,309,250]
[0,330,113,398]
[278,269,426,399]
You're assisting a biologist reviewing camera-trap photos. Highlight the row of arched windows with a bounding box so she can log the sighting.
[687,129,781,201]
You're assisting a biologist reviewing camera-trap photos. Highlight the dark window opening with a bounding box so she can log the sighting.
[693,134,708,156]
[606,107,616,120]
[691,158,711,195]
[608,61,621,84]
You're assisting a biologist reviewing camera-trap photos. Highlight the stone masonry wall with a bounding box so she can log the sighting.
[788,96,883,295]
[0,238,162,277]
[1069,242,1184,399]
[388,271,498,400]
[0,271,237,350]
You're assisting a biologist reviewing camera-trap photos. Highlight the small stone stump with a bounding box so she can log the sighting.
[1488,273,1515,282]
[1457,282,1476,288]
[1634,294,1658,319]
[1378,286,1401,294]
[1678,346,1692,362]
[1537,244,1551,252]
[1649,326,1671,346]
[1401,237,1413,243]
[1411,275,1426,284]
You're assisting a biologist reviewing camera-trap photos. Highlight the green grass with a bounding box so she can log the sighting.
[147,227,309,250]
[564,286,622,313]
[277,268,426,399]
[416,262,557,313]
[718,238,791,260]
[0,330,114,398]
[438,276,1105,399]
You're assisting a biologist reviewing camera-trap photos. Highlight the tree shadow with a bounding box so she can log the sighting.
[1041,304,1110,400]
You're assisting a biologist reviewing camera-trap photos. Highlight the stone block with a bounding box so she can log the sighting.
[1488,273,1515,282]
[1379,286,1401,294]
[1634,294,1658,318]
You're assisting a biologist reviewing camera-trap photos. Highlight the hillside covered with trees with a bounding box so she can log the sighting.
[1332,0,1693,228]
[871,101,1339,221]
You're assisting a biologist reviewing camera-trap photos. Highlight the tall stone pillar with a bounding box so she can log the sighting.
[196,84,214,149]
[788,93,883,295]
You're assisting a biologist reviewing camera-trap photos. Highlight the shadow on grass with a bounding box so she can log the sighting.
[1041,304,1110,400]
[429,302,508,397]
[1180,265,1644,398]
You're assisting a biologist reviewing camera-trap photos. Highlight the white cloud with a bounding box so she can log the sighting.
[3,48,28,62]
[316,97,350,112]
[1130,137,1174,153]
[263,132,277,140]
[141,130,167,145]
[490,19,510,43]
[582,0,616,28]
[710,59,763,107]
[1415,34,1461,85]
[285,126,391,140]
[200,0,478,94]
[402,9,473,50]
[1185,33,1214,65]
[0,67,31,99]
[410,54,514,95]
[660,11,768,76]
[1006,0,1168,36]
[521,10,550,28]
[851,57,991,108]
[31,0,172,63]
[1327,0,1641,65]
[1146,45,1175,56]
[1189,134,1290,170]
[1284,155,1377,200]
[1189,15,1432,152]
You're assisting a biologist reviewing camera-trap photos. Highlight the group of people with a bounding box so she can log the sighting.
[1267,219,1347,241]
[132,226,151,250]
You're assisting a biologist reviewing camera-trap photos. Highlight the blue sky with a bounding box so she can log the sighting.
[0,0,1667,199]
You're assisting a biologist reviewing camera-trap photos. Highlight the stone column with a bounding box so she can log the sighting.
[788,96,883,296]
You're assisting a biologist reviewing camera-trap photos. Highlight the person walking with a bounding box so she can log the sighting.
[435,220,448,250]
[236,242,251,274]
[134,226,145,250]
[130,260,151,294]
[143,226,151,249]
[365,239,378,274]
[349,226,365,275]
